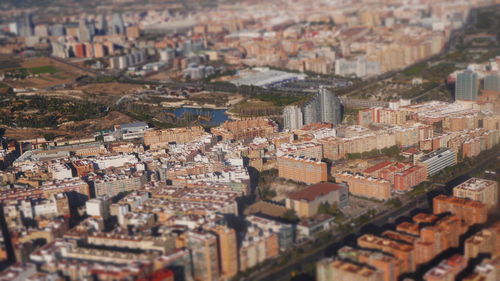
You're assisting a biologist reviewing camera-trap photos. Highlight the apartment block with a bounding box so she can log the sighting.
[277,155,327,184]
[318,137,346,160]
[277,142,324,160]
[463,257,500,281]
[317,258,383,281]
[246,215,294,251]
[464,222,500,259]
[335,171,392,201]
[357,234,415,273]
[207,225,239,280]
[337,246,401,281]
[89,171,147,198]
[144,126,205,148]
[364,161,411,183]
[394,165,428,192]
[186,231,220,281]
[239,227,279,271]
[415,215,468,265]
[211,118,277,141]
[424,254,468,281]
[433,195,488,225]
[453,178,498,211]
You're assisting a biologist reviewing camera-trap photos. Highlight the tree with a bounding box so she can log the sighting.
[317,202,338,215]
[282,209,299,223]
[43,133,56,141]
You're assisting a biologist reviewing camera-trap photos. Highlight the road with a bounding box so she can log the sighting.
[50,56,100,76]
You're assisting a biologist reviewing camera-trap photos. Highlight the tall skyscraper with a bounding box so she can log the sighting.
[49,24,65,37]
[455,69,479,101]
[302,96,321,125]
[19,13,34,37]
[319,87,343,125]
[484,73,500,92]
[110,13,125,35]
[78,19,92,42]
[283,88,343,130]
[283,105,303,130]
[96,14,108,35]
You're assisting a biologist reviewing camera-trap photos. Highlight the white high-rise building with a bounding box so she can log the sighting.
[283,88,343,130]
[319,87,342,125]
[283,105,303,130]
[484,73,500,92]
[455,69,479,101]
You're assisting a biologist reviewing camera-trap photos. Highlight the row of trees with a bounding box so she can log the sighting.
[346,145,403,160]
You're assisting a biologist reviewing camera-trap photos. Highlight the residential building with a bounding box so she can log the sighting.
[186,231,220,281]
[433,195,488,225]
[394,165,428,192]
[335,171,392,201]
[464,222,500,259]
[452,178,498,211]
[207,225,238,280]
[424,255,468,281]
[277,155,327,184]
[317,258,383,281]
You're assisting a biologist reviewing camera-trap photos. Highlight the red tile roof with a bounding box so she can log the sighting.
[288,182,344,202]
[364,161,394,174]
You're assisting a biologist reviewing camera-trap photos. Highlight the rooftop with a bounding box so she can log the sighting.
[453,177,497,192]
[288,182,345,202]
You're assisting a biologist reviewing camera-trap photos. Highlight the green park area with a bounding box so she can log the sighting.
[28,65,59,75]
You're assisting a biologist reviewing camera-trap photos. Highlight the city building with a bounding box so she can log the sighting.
[296,214,335,241]
[417,148,457,177]
[484,73,500,92]
[144,126,205,148]
[455,69,479,101]
[463,257,500,281]
[186,231,220,281]
[335,171,392,201]
[317,258,383,281]
[357,234,415,272]
[433,195,488,225]
[337,246,401,281]
[424,255,468,281]
[453,178,498,211]
[277,155,327,184]
[464,222,500,259]
[394,165,428,192]
[283,105,303,131]
[211,119,277,141]
[283,88,342,130]
[246,215,294,251]
[206,225,238,280]
[285,182,348,218]
[86,197,111,219]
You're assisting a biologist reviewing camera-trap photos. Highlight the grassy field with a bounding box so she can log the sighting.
[28,65,59,75]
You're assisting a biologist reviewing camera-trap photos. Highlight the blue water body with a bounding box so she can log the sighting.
[167,107,229,126]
